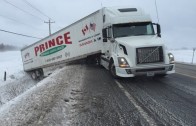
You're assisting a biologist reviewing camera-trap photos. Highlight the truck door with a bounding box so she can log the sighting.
[102,26,113,63]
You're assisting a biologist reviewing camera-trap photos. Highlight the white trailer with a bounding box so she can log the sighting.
[21,6,175,79]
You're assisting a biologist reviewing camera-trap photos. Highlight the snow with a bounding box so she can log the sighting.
[0,64,84,125]
[0,51,84,125]
[169,49,196,64]
[0,67,67,125]
[0,51,24,84]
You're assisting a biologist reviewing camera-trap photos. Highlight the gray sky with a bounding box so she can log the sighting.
[0,0,196,49]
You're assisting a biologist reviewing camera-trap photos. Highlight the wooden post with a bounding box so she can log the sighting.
[192,48,195,64]
[4,71,6,81]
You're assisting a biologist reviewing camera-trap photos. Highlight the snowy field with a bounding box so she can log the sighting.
[0,51,64,106]
[0,51,24,84]
[170,49,196,64]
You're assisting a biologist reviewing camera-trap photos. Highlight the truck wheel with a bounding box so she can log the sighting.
[109,60,118,78]
[35,69,44,80]
[35,70,40,77]
[31,71,37,80]
[38,68,44,77]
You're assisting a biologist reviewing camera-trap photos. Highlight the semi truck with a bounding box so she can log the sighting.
[21,6,175,79]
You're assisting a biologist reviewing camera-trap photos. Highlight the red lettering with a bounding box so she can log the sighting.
[45,42,48,49]
[56,36,63,45]
[64,32,72,44]
[34,46,39,56]
[39,44,45,53]
[48,39,55,47]
[34,32,72,56]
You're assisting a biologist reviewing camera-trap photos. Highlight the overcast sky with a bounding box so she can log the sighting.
[0,0,195,49]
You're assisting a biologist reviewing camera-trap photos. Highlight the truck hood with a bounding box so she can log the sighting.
[115,35,164,47]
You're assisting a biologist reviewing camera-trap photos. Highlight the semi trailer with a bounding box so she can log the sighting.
[21,6,175,79]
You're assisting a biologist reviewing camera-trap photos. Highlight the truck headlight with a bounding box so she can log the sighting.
[168,53,175,64]
[118,57,130,68]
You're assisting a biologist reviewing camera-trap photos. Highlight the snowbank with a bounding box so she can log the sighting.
[169,50,196,64]
[0,67,68,125]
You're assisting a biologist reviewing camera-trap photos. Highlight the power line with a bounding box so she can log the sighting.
[0,14,24,23]
[0,14,45,31]
[22,0,64,30]
[0,29,42,39]
[3,0,45,22]
[3,0,63,34]
[22,0,53,20]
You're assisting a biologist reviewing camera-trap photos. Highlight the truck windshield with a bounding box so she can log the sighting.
[113,22,155,38]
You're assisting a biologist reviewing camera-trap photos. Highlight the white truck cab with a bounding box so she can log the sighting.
[100,7,175,77]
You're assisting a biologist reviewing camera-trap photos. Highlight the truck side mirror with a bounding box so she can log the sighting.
[102,29,107,42]
[157,24,161,37]
[153,23,161,38]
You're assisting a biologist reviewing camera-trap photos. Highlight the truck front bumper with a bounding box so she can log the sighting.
[115,64,175,77]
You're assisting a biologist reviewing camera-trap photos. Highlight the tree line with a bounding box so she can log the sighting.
[0,43,19,51]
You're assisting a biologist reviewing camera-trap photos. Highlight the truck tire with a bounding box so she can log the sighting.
[36,69,44,80]
[38,68,44,77]
[109,60,118,78]
[30,69,44,80]
[35,70,41,77]
[31,71,37,80]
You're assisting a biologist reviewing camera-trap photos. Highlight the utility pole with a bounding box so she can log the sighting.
[154,0,160,23]
[44,19,55,36]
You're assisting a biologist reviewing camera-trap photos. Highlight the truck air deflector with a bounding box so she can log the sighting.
[118,8,137,12]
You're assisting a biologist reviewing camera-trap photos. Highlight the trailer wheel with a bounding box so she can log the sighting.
[109,60,118,78]
[38,68,44,77]
[31,71,37,80]
[35,69,44,80]
[35,70,40,77]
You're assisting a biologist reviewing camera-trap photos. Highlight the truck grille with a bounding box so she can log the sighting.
[136,46,164,64]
